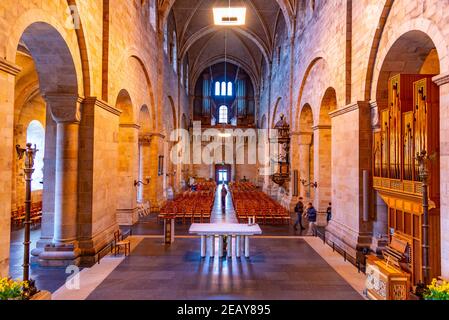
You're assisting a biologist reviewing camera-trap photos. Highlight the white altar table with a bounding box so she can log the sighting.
[189,223,262,258]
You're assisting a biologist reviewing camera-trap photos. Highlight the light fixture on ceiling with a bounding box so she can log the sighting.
[213,7,246,26]
[218,132,232,138]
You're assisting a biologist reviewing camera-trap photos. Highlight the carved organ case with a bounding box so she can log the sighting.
[373,74,441,287]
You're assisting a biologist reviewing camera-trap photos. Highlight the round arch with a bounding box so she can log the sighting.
[7,10,85,96]
[370,18,448,101]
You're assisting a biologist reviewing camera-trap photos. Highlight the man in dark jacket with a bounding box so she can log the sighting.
[326,202,332,224]
[293,197,306,231]
[305,203,317,236]
[221,185,228,208]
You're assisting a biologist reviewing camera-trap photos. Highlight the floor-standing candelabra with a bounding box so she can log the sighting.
[415,150,431,298]
[16,143,39,298]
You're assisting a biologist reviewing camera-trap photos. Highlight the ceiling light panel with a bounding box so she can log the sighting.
[213,7,246,26]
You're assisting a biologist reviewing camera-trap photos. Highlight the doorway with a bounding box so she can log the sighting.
[215,165,231,185]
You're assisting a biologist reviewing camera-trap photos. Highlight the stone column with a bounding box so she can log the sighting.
[117,123,140,225]
[298,132,313,201]
[313,125,332,210]
[433,73,449,278]
[139,134,152,202]
[39,93,82,266]
[0,58,21,277]
[33,110,57,258]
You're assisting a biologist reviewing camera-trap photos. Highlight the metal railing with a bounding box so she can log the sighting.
[314,228,366,274]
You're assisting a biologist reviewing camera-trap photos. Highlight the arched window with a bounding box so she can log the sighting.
[219,105,228,124]
[149,0,157,30]
[215,81,221,96]
[26,120,45,191]
[221,82,227,96]
[172,31,177,73]
[163,24,168,55]
[227,82,233,96]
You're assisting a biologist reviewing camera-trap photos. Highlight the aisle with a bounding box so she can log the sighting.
[210,184,238,224]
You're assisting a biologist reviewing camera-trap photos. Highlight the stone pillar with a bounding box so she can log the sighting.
[325,101,373,258]
[33,110,57,257]
[313,125,332,210]
[0,58,21,277]
[298,132,313,201]
[76,98,121,265]
[433,73,449,278]
[38,93,82,266]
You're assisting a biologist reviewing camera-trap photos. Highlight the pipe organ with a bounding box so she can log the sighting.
[372,74,441,287]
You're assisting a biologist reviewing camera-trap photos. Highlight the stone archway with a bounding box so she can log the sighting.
[138,105,152,204]
[5,21,82,272]
[298,104,314,202]
[371,29,442,281]
[116,89,138,226]
[314,87,337,210]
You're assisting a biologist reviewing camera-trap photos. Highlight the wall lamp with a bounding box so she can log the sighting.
[134,177,151,187]
[300,179,318,189]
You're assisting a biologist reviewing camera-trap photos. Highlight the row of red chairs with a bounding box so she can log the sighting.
[230,183,291,225]
[11,201,43,227]
[159,183,216,224]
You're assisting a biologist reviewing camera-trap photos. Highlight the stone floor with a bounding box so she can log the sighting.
[9,227,71,293]
[86,237,364,300]
[9,187,365,299]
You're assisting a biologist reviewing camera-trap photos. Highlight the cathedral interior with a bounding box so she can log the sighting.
[1,0,448,302]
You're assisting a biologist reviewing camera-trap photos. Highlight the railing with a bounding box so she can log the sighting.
[314,228,366,274]
[97,228,133,264]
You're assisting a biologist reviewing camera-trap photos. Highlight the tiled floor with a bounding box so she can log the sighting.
[9,188,365,300]
[86,237,364,300]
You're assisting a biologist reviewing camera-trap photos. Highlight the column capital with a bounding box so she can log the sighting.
[433,72,449,86]
[43,93,84,124]
[139,134,153,145]
[0,57,21,76]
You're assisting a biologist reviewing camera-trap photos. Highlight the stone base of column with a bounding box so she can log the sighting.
[31,237,53,262]
[116,207,139,226]
[325,220,372,258]
[78,223,118,266]
[36,244,82,268]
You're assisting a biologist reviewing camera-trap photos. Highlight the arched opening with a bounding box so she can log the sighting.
[9,21,79,279]
[299,104,314,201]
[116,89,138,226]
[138,105,152,205]
[372,30,441,285]
[218,105,229,124]
[315,87,336,210]
[26,121,45,191]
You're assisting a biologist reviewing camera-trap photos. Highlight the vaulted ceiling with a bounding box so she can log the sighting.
[159,0,295,88]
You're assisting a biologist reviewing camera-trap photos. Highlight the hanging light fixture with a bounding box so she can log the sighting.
[213,7,246,26]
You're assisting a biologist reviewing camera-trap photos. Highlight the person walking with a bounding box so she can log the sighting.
[293,197,306,231]
[305,203,317,236]
[326,202,332,224]
[221,184,228,208]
